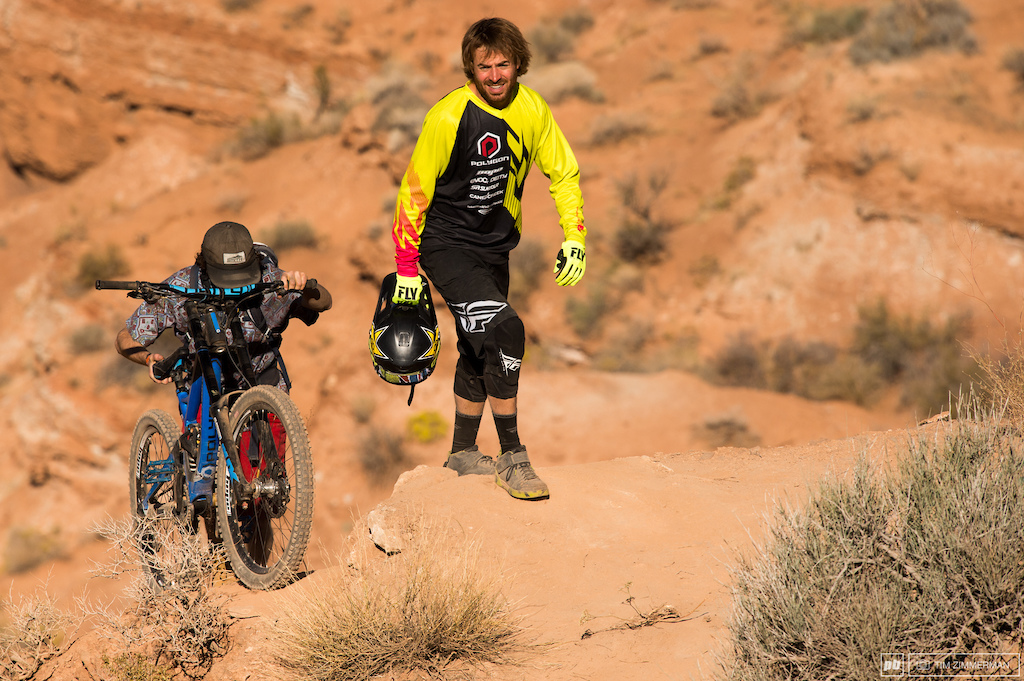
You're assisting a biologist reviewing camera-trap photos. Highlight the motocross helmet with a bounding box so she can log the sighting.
[369,273,440,386]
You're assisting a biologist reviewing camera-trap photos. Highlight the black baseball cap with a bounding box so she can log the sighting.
[201,221,262,288]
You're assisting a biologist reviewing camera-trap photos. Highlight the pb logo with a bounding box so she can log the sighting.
[477,132,501,158]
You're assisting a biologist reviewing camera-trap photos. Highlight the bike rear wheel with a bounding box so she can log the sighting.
[129,409,191,588]
[218,385,315,590]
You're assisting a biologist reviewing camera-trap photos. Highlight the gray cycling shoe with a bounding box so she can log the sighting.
[495,447,549,500]
[443,445,497,476]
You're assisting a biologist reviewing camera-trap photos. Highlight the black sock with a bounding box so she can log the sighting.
[493,413,521,453]
[451,411,482,452]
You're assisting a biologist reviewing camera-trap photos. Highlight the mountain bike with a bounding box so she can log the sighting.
[96,278,316,590]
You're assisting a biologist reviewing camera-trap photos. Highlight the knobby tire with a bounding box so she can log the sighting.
[217,385,314,590]
[129,409,192,589]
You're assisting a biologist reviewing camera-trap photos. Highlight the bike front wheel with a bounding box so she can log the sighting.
[129,409,191,588]
[218,385,315,590]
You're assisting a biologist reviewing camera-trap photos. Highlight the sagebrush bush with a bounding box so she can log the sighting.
[69,324,108,355]
[263,219,318,252]
[77,244,129,288]
[274,517,530,681]
[1001,47,1024,87]
[849,0,977,65]
[508,239,548,309]
[359,428,412,487]
[566,284,616,338]
[613,172,673,263]
[84,516,231,681]
[718,405,1024,680]
[787,5,868,45]
[1,590,76,679]
[851,299,974,413]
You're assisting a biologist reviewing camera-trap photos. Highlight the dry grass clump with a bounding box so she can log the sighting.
[971,333,1024,429]
[0,589,76,680]
[717,402,1024,680]
[273,517,531,681]
[84,516,231,681]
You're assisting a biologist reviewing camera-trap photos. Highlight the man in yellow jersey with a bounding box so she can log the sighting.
[390,17,586,500]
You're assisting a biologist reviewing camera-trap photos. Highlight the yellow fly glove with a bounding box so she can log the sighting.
[392,274,424,305]
[553,240,586,286]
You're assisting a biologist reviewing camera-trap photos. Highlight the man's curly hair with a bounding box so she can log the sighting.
[461,17,532,79]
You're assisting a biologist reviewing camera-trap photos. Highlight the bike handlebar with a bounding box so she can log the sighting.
[95,278,316,298]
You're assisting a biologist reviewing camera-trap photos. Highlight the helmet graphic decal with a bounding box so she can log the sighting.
[419,324,440,361]
[450,300,508,333]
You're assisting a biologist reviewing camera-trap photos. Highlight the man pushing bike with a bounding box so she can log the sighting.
[115,220,332,388]
[107,220,331,590]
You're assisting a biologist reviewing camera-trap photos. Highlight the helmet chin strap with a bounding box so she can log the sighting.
[408,384,416,406]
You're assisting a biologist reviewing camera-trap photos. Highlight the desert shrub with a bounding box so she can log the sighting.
[69,323,108,355]
[801,354,884,406]
[525,61,603,105]
[566,284,616,338]
[696,34,728,58]
[359,428,413,486]
[281,4,314,30]
[1001,47,1024,87]
[849,0,977,66]
[688,254,721,289]
[232,112,287,161]
[84,516,231,681]
[768,337,836,393]
[350,395,376,424]
[528,24,575,64]
[708,333,768,389]
[717,409,1024,680]
[3,526,67,574]
[846,94,878,122]
[215,191,247,213]
[220,0,259,11]
[263,219,318,252]
[508,239,547,308]
[77,244,129,288]
[589,113,649,146]
[102,652,173,681]
[406,411,447,444]
[712,155,758,209]
[787,5,868,45]
[370,77,428,145]
[693,413,761,448]
[273,517,530,680]
[613,172,673,263]
[325,9,351,44]
[969,334,1024,429]
[850,298,971,409]
[1,590,76,680]
[594,323,653,372]
[313,64,331,118]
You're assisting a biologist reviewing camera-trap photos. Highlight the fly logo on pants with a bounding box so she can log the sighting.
[451,300,508,333]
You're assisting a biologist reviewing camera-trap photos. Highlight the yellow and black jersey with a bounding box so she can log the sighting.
[393,83,585,276]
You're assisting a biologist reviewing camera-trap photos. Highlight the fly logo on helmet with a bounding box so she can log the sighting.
[369,273,441,404]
